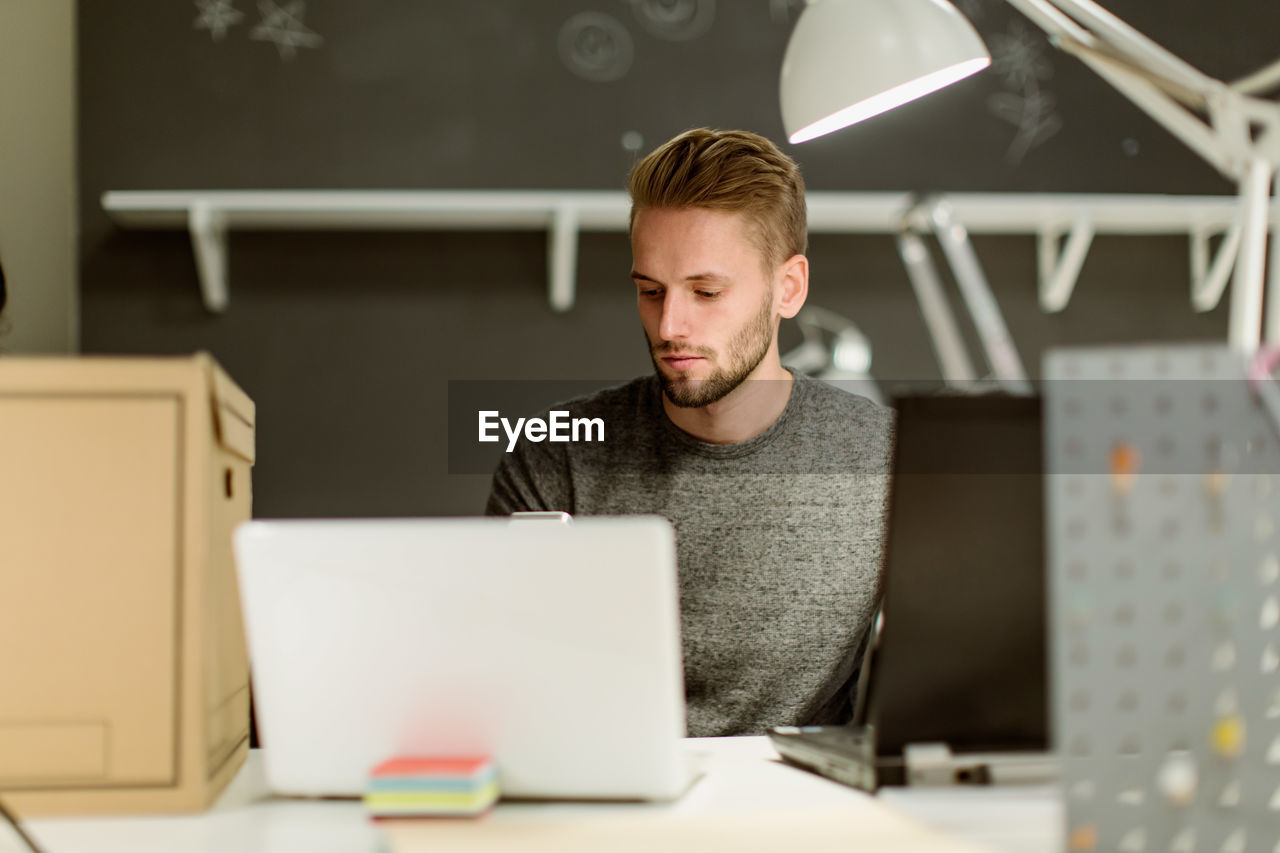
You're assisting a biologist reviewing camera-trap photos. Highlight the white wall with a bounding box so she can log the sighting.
[0,0,76,353]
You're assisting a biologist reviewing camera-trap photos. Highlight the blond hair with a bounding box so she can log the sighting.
[627,128,807,269]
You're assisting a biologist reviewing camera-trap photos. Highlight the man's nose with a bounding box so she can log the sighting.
[658,290,690,341]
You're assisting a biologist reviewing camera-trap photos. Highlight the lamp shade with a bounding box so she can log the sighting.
[780,0,990,144]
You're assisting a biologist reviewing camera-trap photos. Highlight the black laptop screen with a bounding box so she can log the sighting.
[869,394,1048,758]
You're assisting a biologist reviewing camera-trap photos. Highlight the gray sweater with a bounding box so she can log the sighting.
[485,371,894,737]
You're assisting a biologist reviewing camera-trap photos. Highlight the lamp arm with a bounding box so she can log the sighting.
[1003,0,1216,99]
[1005,0,1280,185]
[1233,58,1280,97]
[1066,43,1238,178]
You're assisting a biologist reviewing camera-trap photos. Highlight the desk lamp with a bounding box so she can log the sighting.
[780,0,1280,352]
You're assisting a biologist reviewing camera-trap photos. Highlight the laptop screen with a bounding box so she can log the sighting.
[867,394,1047,759]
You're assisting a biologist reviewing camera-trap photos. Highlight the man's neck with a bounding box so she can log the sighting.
[661,362,795,445]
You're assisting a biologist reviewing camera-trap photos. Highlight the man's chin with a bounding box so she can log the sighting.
[658,374,736,409]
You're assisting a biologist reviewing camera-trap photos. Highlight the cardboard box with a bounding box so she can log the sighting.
[0,353,255,815]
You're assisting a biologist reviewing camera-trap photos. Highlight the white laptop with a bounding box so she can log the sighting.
[233,516,688,800]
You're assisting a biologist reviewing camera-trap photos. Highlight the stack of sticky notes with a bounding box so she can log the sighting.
[364,756,499,818]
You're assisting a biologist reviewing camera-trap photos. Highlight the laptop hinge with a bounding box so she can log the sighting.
[903,743,959,785]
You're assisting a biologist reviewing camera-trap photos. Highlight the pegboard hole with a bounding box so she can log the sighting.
[1211,642,1236,672]
[1116,646,1137,668]
[1165,647,1186,668]
[1259,554,1280,585]
[1261,596,1280,630]
[1258,475,1274,499]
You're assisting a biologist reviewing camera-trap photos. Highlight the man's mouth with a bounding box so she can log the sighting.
[661,355,705,371]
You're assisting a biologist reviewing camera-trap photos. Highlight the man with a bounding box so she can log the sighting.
[486,128,893,737]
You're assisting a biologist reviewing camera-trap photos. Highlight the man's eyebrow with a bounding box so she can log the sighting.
[630,271,727,283]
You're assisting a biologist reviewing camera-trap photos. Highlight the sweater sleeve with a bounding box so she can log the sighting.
[483,432,574,515]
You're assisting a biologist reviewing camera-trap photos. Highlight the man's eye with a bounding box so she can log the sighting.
[639,288,663,298]
[696,291,722,299]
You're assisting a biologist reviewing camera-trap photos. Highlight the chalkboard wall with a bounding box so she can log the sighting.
[78,0,1269,517]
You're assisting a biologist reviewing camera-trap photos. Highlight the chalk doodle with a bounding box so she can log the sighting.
[193,0,244,42]
[986,20,1062,164]
[250,0,324,61]
[559,11,635,83]
[629,0,716,41]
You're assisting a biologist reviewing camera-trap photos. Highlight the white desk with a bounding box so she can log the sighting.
[24,738,1060,853]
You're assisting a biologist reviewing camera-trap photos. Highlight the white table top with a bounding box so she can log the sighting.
[22,737,1061,853]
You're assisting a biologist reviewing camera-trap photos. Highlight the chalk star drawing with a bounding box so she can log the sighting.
[193,0,244,42]
[250,0,324,61]
[985,21,1062,165]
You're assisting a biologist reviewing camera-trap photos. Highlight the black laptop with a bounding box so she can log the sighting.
[770,394,1051,789]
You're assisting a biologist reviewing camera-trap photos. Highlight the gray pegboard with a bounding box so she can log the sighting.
[1045,344,1280,853]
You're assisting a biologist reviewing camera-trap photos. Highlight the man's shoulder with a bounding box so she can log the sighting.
[794,373,895,433]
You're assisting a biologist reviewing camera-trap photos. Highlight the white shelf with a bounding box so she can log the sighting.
[102,189,1276,313]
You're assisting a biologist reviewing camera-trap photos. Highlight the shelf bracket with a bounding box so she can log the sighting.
[1190,220,1243,313]
[548,204,579,312]
[188,201,229,313]
[1037,214,1095,312]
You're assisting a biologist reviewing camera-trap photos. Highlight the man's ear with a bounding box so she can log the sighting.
[775,254,809,320]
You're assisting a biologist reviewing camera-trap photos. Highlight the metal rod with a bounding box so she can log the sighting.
[928,202,1033,393]
[896,230,978,384]
[1228,158,1275,351]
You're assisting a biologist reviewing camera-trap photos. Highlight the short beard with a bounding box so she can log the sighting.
[650,290,775,409]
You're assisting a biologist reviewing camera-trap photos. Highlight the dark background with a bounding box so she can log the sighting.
[78,0,1268,517]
